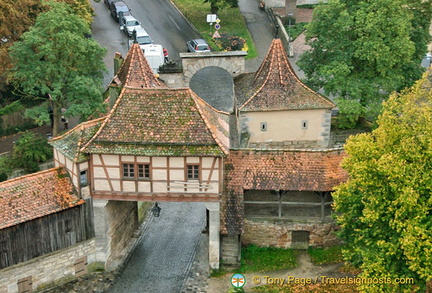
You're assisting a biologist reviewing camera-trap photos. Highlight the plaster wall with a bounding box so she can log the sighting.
[240,109,331,147]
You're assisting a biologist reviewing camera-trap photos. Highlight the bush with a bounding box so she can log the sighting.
[214,33,246,51]
[12,131,53,173]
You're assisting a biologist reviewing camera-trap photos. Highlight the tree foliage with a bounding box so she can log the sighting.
[8,1,107,136]
[203,0,238,14]
[298,0,432,125]
[0,131,53,175]
[332,69,432,292]
[0,0,94,98]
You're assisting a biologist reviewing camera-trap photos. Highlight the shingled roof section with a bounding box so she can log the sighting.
[49,118,104,163]
[221,149,347,234]
[0,168,84,230]
[82,88,230,156]
[115,43,164,89]
[236,38,334,111]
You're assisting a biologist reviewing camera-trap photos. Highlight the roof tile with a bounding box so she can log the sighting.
[236,39,334,111]
[0,168,83,229]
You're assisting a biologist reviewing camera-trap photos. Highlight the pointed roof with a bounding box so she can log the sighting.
[237,38,334,111]
[0,168,84,229]
[81,87,230,156]
[114,43,164,89]
[49,117,105,163]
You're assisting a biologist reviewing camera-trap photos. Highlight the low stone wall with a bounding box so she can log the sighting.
[0,239,96,293]
[242,219,340,248]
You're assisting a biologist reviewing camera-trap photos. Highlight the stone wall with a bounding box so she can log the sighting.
[0,239,96,293]
[248,140,321,149]
[106,200,139,270]
[242,219,340,248]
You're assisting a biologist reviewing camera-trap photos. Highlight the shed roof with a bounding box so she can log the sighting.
[0,168,83,230]
[236,38,334,111]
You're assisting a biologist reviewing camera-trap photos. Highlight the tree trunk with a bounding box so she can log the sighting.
[52,105,60,137]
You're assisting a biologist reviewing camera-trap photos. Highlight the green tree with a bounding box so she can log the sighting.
[298,0,432,127]
[0,0,94,95]
[332,69,432,292]
[12,131,53,173]
[8,1,107,136]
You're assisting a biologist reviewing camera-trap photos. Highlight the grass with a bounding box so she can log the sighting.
[239,245,297,273]
[284,22,308,41]
[170,0,257,59]
[307,245,346,265]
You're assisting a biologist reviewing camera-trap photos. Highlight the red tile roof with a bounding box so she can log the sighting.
[0,168,84,230]
[82,88,230,156]
[221,148,347,234]
[236,38,334,111]
[225,148,347,192]
[115,43,164,89]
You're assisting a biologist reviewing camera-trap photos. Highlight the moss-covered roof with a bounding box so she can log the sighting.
[0,168,83,229]
[49,118,104,162]
[236,38,334,111]
[82,88,230,156]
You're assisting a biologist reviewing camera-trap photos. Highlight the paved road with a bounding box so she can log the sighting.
[108,202,206,293]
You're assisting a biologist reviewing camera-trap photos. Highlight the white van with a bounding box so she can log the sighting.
[142,44,165,74]
[128,27,153,49]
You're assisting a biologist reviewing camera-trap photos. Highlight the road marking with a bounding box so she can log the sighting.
[168,15,181,31]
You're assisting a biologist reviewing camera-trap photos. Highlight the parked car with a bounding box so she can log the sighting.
[186,39,211,53]
[129,27,153,49]
[110,1,131,22]
[120,15,142,37]
[104,0,118,7]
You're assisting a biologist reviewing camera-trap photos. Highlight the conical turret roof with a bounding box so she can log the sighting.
[236,38,334,111]
[115,43,164,89]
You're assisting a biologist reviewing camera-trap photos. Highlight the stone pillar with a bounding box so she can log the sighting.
[93,199,111,266]
[205,202,220,270]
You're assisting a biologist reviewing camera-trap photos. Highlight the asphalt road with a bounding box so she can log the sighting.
[91,0,200,87]
[91,0,235,112]
[108,202,206,293]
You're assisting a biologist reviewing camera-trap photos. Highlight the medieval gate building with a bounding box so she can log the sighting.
[1,36,348,292]
[50,38,347,269]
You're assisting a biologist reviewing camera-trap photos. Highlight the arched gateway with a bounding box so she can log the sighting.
[159,51,247,88]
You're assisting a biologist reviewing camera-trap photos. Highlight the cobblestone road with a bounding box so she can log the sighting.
[108,202,206,293]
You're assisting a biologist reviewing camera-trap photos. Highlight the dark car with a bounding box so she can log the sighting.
[104,0,117,7]
[110,1,131,22]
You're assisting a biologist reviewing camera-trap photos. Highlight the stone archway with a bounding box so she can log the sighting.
[159,51,247,88]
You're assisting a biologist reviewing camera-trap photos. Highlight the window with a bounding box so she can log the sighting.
[80,170,88,186]
[260,122,267,132]
[138,164,150,179]
[123,163,150,179]
[123,163,135,178]
[301,120,308,130]
[187,165,199,180]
